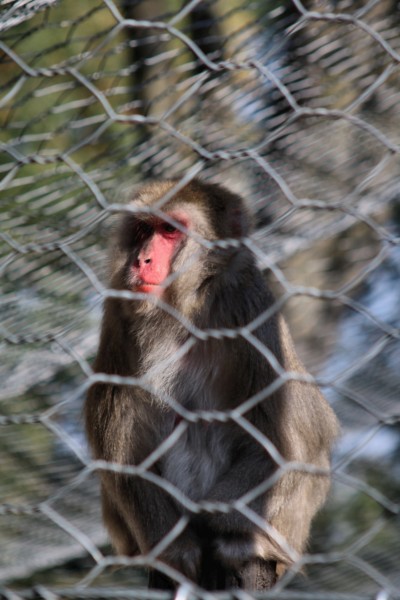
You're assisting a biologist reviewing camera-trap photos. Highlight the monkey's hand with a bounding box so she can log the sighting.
[159,530,202,581]
[214,532,292,568]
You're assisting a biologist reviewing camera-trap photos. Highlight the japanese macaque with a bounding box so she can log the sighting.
[85,179,339,590]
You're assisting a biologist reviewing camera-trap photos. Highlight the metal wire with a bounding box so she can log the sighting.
[1,0,400,597]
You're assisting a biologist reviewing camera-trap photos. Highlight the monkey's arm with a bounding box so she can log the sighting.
[198,433,296,566]
[87,381,202,579]
[202,441,330,567]
[105,470,202,579]
[199,381,334,567]
[203,313,337,567]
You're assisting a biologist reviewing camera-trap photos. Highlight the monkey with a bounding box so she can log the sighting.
[85,179,339,590]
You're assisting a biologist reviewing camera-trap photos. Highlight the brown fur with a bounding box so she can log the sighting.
[85,179,339,589]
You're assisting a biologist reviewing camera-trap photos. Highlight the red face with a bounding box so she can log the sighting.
[130,212,188,298]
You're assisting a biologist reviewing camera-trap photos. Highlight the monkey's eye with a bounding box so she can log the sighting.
[161,222,178,234]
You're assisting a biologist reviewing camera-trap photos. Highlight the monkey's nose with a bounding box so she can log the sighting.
[135,257,151,266]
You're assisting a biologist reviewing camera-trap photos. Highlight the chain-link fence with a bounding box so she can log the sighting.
[1,0,400,598]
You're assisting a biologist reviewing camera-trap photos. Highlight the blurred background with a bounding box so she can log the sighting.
[1,0,400,597]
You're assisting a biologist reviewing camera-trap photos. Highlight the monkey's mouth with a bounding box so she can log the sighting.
[134,282,165,297]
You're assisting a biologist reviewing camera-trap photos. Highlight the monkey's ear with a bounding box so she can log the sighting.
[203,182,253,238]
[231,206,252,238]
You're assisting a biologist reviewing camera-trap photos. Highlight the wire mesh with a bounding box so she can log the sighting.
[1,0,400,598]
